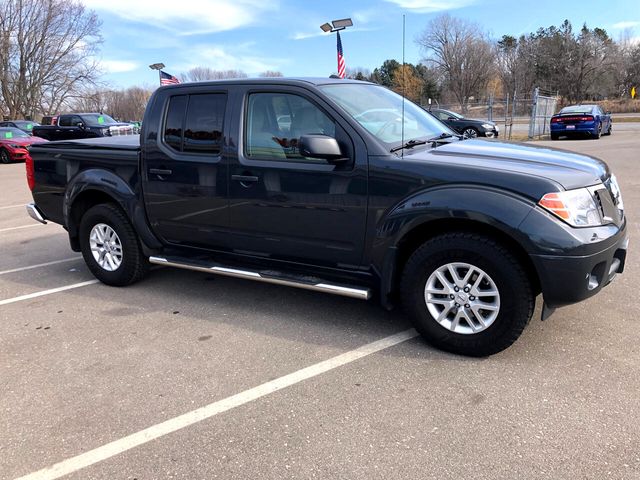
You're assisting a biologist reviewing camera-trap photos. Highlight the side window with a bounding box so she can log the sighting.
[164,95,188,151]
[436,112,448,121]
[183,94,226,154]
[71,115,83,126]
[245,92,335,162]
[58,116,71,127]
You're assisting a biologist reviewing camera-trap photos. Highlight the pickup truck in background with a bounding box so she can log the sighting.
[25,78,628,356]
[32,113,135,141]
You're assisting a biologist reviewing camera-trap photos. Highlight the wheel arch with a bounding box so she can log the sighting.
[383,218,541,306]
[64,170,162,252]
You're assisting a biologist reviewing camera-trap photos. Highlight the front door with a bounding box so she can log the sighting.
[142,90,230,249]
[227,89,368,267]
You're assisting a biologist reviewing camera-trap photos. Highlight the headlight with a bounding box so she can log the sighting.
[539,188,602,227]
[8,143,23,149]
[481,123,494,130]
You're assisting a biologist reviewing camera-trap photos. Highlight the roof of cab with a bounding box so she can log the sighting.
[157,77,375,89]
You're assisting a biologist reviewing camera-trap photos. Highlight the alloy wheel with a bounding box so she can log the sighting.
[89,223,123,271]
[424,262,500,334]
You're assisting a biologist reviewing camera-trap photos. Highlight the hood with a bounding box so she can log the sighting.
[1,136,47,147]
[423,139,608,190]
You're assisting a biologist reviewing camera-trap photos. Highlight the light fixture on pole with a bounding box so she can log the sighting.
[320,18,353,79]
[149,63,165,85]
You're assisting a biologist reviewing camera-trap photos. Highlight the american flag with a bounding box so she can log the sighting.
[336,31,346,79]
[160,70,180,86]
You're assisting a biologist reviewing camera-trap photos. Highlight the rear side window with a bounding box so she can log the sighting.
[58,116,72,127]
[163,93,226,155]
[165,95,187,151]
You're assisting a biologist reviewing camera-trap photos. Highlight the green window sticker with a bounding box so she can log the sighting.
[97,116,105,124]
[4,131,13,139]
[26,123,33,130]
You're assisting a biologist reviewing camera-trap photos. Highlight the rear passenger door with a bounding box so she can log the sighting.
[226,87,368,267]
[142,89,230,249]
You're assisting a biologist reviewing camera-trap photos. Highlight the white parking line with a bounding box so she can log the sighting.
[0,203,26,210]
[0,224,42,233]
[0,280,99,306]
[15,329,419,480]
[0,257,81,276]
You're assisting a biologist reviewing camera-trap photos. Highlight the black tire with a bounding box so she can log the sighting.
[604,122,612,136]
[550,133,559,140]
[400,232,534,357]
[79,203,148,286]
[591,123,601,139]
[462,127,479,138]
[0,149,11,164]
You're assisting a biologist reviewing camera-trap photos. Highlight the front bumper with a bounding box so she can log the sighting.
[529,221,628,308]
[8,147,29,162]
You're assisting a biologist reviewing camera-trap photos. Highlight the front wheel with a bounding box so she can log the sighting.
[401,232,534,356]
[79,203,148,286]
[0,149,11,164]
[462,127,478,138]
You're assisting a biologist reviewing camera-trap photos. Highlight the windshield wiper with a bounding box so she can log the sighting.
[427,132,462,142]
[390,139,429,153]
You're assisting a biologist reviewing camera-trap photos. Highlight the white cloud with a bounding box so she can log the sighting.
[613,21,640,29]
[175,44,288,75]
[384,0,476,12]
[80,0,277,34]
[100,60,139,73]
[292,30,331,40]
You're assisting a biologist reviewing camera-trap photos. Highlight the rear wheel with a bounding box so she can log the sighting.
[79,203,148,286]
[401,232,534,357]
[592,123,602,139]
[0,149,10,164]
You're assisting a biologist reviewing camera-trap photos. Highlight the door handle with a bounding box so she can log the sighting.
[232,174,259,183]
[149,168,173,176]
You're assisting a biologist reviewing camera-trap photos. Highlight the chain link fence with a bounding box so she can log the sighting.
[421,88,559,140]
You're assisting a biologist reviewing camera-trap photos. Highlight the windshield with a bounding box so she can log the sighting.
[319,84,455,148]
[80,114,118,126]
[0,127,29,139]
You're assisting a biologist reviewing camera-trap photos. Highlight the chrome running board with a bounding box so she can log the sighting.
[149,256,371,300]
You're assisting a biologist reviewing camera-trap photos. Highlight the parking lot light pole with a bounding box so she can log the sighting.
[320,18,353,78]
[149,63,165,86]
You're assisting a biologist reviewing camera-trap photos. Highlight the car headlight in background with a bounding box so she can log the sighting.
[539,188,603,227]
[481,123,495,130]
[8,143,24,149]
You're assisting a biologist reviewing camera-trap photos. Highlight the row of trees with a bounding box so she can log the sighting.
[1,2,638,120]
[349,15,639,110]
[68,68,286,122]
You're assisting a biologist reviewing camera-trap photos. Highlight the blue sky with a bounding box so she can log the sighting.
[81,0,638,88]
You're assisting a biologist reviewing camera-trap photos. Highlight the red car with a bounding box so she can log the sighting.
[0,127,47,164]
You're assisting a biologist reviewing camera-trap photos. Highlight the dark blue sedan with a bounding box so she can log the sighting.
[550,104,612,140]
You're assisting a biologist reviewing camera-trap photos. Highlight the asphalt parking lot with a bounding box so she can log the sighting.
[1,132,639,480]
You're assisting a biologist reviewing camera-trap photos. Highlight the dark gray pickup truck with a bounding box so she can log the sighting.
[25,78,628,356]
[31,113,135,141]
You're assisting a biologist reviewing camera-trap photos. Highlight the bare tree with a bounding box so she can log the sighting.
[259,70,283,77]
[417,14,495,110]
[180,67,248,82]
[70,86,153,121]
[0,0,102,119]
